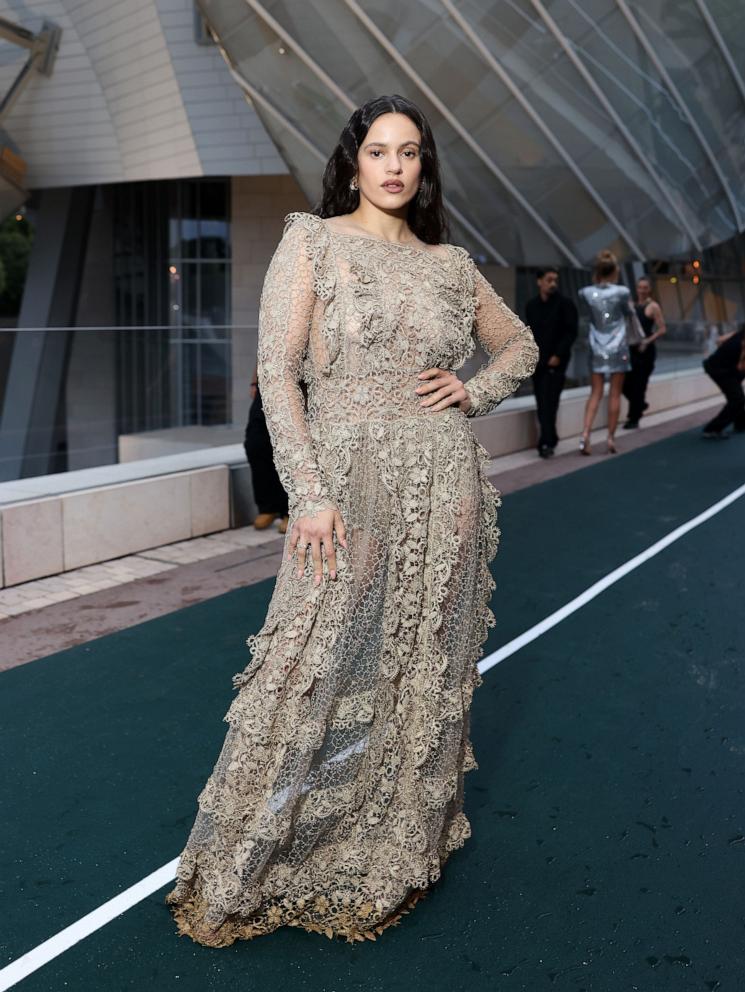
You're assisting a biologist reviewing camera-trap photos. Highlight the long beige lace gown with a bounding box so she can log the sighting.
[165,210,538,946]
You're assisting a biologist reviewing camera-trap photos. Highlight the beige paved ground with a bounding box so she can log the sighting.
[492,396,720,494]
[0,396,721,672]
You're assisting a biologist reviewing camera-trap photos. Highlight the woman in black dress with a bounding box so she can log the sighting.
[622,275,667,429]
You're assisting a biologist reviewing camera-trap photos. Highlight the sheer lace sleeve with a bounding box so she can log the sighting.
[462,261,539,418]
[257,216,337,519]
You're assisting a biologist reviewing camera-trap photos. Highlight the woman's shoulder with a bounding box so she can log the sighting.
[282,210,327,239]
[281,212,471,269]
[443,242,480,277]
[275,212,333,263]
[276,211,335,299]
[446,242,472,262]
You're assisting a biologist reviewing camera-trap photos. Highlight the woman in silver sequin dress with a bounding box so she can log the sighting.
[577,249,636,454]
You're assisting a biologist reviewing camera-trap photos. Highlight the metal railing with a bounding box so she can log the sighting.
[0,319,731,482]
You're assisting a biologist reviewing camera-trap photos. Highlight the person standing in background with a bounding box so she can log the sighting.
[701,323,745,438]
[577,249,636,455]
[243,364,289,534]
[525,267,578,458]
[622,275,666,429]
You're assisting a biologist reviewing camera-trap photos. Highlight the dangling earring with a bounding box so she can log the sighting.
[350,176,358,191]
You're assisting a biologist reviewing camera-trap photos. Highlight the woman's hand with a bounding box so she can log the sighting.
[415,367,472,414]
[287,507,347,586]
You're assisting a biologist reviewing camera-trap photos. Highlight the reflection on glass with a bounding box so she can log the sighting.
[181,342,198,426]
[199,219,229,259]
[114,177,232,431]
[179,219,198,259]
[199,341,230,424]
[200,262,228,329]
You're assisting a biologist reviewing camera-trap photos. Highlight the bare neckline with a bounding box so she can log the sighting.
[320,218,451,261]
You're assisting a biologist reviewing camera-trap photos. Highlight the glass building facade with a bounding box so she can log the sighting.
[198,0,745,268]
[2,1,743,481]
[113,176,232,435]
[195,0,745,392]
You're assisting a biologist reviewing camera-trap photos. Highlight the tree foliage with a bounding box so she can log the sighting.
[0,211,33,316]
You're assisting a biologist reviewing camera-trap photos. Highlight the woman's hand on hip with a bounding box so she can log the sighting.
[415,367,471,413]
[287,507,347,586]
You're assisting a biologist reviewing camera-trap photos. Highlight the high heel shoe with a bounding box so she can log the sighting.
[579,434,591,456]
[607,436,618,454]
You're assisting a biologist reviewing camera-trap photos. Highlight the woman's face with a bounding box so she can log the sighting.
[355,112,422,211]
[637,278,651,298]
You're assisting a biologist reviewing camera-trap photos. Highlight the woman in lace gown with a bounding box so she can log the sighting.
[165,95,538,946]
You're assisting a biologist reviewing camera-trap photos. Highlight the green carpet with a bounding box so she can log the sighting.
[1,427,743,991]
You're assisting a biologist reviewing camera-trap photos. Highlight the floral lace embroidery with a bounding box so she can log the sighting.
[165,210,538,946]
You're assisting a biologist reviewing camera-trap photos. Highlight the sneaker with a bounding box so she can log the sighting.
[538,444,554,459]
[623,420,639,430]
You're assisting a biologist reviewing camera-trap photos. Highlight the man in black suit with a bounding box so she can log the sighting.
[243,366,289,533]
[525,267,578,457]
[701,323,745,438]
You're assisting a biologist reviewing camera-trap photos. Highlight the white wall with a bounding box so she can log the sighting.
[230,173,310,427]
[0,0,285,188]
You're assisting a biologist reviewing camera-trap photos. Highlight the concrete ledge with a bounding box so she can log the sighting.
[1,466,231,586]
[2,497,64,587]
[0,444,248,508]
[118,424,244,463]
[0,368,717,586]
[469,368,718,456]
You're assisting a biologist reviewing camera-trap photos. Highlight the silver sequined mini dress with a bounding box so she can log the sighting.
[578,282,633,374]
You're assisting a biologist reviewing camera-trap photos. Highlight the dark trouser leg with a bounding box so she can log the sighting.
[703,364,745,433]
[532,366,565,448]
[623,344,655,423]
[244,390,289,515]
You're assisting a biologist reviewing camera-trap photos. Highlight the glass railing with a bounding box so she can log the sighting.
[0,323,253,482]
[0,318,733,483]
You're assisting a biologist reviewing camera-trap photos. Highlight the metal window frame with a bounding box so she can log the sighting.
[693,0,745,114]
[0,16,61,122]
[340,0,582,266]
[614,0,740,232]
[528,0,703,252]
[440,0,645,260]
[207,0,509,263]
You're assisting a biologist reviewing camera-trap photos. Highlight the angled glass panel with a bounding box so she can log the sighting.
[199,0,745,264]
[467,0,692,257]
[534,0,733,246]
[634,0,745,212]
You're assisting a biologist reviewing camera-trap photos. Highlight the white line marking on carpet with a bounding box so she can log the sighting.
[2,479,744,989]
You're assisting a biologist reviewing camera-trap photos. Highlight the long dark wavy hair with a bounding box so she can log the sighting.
[313,94,450,245]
